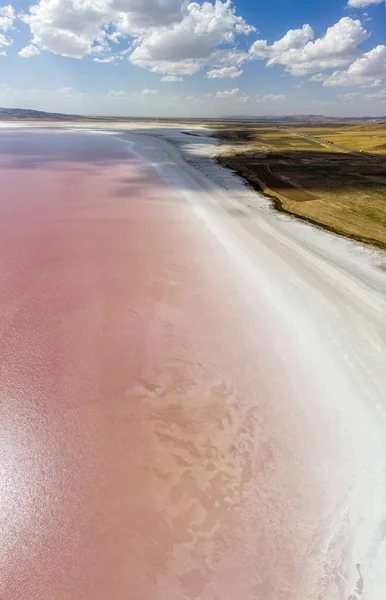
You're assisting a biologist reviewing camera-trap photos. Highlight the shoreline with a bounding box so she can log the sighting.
[216,151,386,253]
[1,124,386,598]
[123,127,386,600]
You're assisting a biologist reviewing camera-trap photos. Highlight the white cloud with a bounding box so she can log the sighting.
[161,75,183,81]
[211,87,249,101]
[141,88,158,96]
[93,55,115,63]
[18,44,40,58]
[114,0,185,31]
[0,32,11,46]
[19,0,254,76]
[207,48,248,68]
[309,73,328,82]
[273,25,314,54]
[365,78,382,87]
[20,0,110,59]
[365,88,386,98]
[0,4,14,32]
[135,59,202,75]
[206,66,242,78]
[0,49,6,55]
[256,94,287,102]
[347,0,382,7]
[214,87,242,97]
[249,24,314,61]
[0,5,14,47]
[338,92,360,103]
[108,90,126,98]
[129,0,255,75]
[2,81,385,118]
[249,17,369,76]
[20,0,182,59]
[323,45,386,86]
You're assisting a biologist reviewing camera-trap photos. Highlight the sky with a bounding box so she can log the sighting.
[0,0,385,117]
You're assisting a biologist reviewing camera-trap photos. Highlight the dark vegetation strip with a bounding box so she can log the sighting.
[218,155,386,252]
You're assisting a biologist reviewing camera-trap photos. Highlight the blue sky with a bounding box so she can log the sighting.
[0,0,385,116]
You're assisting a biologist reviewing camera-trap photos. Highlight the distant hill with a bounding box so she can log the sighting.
[0,107,385,123]
[225,114,386,122]
[0,107,87,121]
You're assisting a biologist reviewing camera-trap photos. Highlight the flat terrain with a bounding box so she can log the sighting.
[295,122,386,155]
[216,122,386,249]
[0,128,337,600]
[1,127,386,600]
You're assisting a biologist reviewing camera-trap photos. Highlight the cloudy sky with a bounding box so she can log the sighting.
[0,0,385,117]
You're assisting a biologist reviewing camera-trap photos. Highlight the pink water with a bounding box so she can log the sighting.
[0,129,338,600]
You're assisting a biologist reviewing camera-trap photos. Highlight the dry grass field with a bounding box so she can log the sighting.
[295,122,386,155]
[215,122,386,250]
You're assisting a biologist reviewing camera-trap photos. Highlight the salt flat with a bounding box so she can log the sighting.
[0,126,385,600]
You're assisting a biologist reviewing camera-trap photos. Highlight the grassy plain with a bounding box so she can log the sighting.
[215,122,386,250]
[295,122,386,155]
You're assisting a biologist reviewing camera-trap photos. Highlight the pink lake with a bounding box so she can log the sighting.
[0,128,355,600]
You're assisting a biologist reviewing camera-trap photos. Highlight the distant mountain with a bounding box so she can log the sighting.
[224,114,386,122]
[0,107,87,120]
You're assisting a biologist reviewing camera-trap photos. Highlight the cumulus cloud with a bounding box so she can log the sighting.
[256,93,287,102]
[130,0,255,75]
[366,78,382,87]
[250,24,313,59]
[93,55,115,63]
[211,87,249,101]
[249,18,369,76]
[214,87,241,97]
[0,4,14,46]
[0,32,11,46]
[347,0,382,7]
[0,4,14,32]
[365,88,386,99]
[206,66,242,78]
[207,48,248,68]
[141,88,158,96]
[309,73,328,82]
[10,0,385,115]
[18,44,40,58]
[338,92,360,103]
[18,0,255,76]
[323,45,386,86]
[161,75,183,81]
[20,0,109,58]
[115,0,185,31]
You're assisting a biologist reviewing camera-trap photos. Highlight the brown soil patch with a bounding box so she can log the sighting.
[235,161,318,202]
[216,123,386,251]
